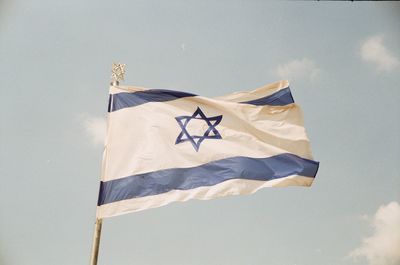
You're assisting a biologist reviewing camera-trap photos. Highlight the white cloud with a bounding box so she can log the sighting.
[80,114,107,147]
[272,58,320,82]
[349,201,400,265]
[360,35,399,72]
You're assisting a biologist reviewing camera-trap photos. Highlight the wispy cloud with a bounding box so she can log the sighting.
[272,58,320,82]
[349,201,400,265]
[360,35,399,72]
[80,113,106,147]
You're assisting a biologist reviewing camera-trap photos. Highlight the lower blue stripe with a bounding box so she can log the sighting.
[98,153,319,206]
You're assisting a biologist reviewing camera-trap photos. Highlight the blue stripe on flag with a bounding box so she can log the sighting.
[110,89,196,112]
[109,87,294,112]
[98,153,319,206]
[240,87,294,106]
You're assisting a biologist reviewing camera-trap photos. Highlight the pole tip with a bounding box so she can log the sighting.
[111,62,126,86]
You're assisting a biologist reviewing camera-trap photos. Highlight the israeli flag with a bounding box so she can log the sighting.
[96,80,319,218]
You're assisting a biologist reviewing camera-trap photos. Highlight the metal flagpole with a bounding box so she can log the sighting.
[89,218,103,265]
[89,63,126,265]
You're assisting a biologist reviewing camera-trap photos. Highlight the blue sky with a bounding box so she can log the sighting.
[0,1,399,265]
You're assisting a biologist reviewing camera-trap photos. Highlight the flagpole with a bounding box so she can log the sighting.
[89,63,126,265]
[89,218,103,265]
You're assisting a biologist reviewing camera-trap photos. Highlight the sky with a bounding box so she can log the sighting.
[0,1,399,265]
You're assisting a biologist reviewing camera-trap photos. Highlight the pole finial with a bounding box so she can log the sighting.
[111,62,126,86]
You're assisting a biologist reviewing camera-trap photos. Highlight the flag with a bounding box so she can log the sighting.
[96,80,319,218]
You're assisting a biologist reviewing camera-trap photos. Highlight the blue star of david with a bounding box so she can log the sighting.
[175,107,223,151]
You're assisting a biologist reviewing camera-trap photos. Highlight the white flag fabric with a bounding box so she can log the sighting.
[96,80,319,218]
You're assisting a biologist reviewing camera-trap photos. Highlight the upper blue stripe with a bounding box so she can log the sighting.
[110,89,196,112]
[240,87,294,106]
[109,87,294,112]
[98,153,319,206]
